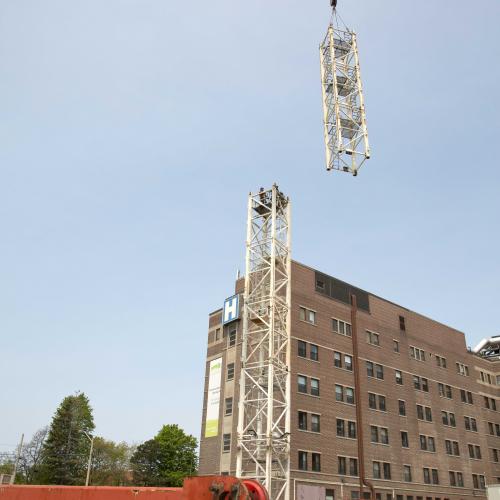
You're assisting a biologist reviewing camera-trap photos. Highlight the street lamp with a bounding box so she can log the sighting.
[82,432,94,487]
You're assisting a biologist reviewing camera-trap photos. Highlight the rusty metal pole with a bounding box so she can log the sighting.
[351,294,375,500]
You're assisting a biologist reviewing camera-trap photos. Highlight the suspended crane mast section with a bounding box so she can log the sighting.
[236,186,292,500]
[320,22,370,175]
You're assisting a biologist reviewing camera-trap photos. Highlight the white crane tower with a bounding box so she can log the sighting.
[320,0,370,175]
[236,185,291,500]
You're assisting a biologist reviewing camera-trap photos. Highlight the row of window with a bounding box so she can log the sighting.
[297,348,495,412]
[297,453,486,489]
[298,376,486,434]
[298,308,480,383]
[297,411,484,459]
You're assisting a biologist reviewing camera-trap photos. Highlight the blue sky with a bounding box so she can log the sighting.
[1,0,499,451]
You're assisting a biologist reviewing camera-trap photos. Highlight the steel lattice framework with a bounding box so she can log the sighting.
[320,24,370,175]
[236,185,291,500]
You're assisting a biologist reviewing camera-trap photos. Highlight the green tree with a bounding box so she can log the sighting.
[131,425,197,487]
[130,439,163,486]
[90,438,133,486]
[38,392,95,485]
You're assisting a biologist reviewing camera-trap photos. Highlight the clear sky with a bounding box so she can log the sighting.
[1,0,499,452]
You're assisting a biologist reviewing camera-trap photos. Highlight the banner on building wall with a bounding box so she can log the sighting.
[205,357,222,438]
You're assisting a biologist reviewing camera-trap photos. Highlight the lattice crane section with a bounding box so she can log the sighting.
[320,24,370,175]
[236,185,291,500]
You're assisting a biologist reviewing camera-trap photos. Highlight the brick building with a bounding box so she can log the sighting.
[199,261,500,499]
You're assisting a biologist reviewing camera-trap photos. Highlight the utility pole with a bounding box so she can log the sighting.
[10,434,24,485]
[83,432,94,487]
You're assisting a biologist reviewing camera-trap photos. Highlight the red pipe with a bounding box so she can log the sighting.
[351,294,375,500]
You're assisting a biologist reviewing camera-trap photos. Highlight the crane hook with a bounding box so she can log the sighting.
[330,0,337,9]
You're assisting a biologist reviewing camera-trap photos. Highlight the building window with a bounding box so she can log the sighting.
[419,435,436,452]
[332,317,351,336]
[228,327,236,347]
[339,457,358,476]
[334,351,342,368]
[417,405,432,422]
[298,411,308,430]
[399,315,406,331]
[225,397,233,416]
[401,431,409,448]
[468,444,482,459]
[298,451,308,471]
[472,474,486,490]
[373,461,381,479]
[410,346,426,361]
[223,433,231,453]
[413,375,428,392]
[456,362,469,376]
[369,393,376,409]
[449,471,464,487]
[445,439,460,456]
[298,340,307,358]
[311,414,320,433]
[438,383,452,399]
[488,422,500,436]
[350,458,358,476]
[423,468,439,485]
[367,361,384,379]
[298,375,307,393]
[399,400,406,416]
[335,384,343,402]
[393,340,399,353]
[326,490,334,500]
[299,306,316,324]
[310,344,319,362]
[484,396,497,411]
[395,370,403,385]
[383,463,391,480]
[403,465,412,482]
[227,363,235,380]
[460,389,473,404]
[442,411,456,427]
[336,384,354,405]
[436,355,447,368]
[310,378,320,397]
[464,416,478,432]
[368,393,386,411]
[215,328,221,341]
[312,453,321,472]
[371,426,389,444]
[366,330,380,346]
[338,456,346,475]
[337,418,345,437]
[348,421,356,439]
[345,387,354,404]
[345,354,353,371]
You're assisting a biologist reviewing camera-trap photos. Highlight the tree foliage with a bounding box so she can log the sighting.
[90,438,133,486]
[38,393,95,485]
[17,427,49,484]
[131,425,197,487]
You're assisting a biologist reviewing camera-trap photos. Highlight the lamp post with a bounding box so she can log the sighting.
[82,432,94,487]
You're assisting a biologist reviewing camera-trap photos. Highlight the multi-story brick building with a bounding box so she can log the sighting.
[199,260,500,499]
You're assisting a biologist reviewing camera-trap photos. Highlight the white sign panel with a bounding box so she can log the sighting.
[223,294,239,324]
[205,357,222,438]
